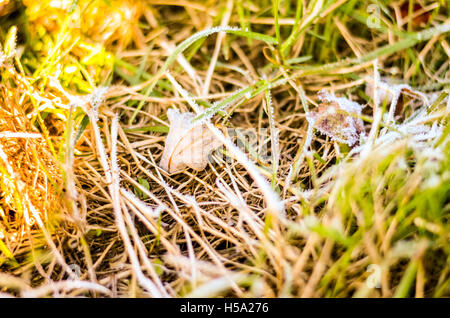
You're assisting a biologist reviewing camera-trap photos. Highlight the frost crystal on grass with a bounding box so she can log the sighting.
[306,90,364,146]
[365,77,428,105]
[159,108,222,174]
[365,77,429,124]
[89,86,109,106]
[86,86,109,121]
[372,114,443,160]
[365,77,403,104]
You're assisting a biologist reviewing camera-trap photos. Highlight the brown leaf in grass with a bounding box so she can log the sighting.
[307,90,365,146]
[159,108,222,174]
[399,2,431,29]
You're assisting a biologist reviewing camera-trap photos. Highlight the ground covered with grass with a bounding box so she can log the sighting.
[0,0,449,298]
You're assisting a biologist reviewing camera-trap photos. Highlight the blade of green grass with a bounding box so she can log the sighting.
[127,26,278,124]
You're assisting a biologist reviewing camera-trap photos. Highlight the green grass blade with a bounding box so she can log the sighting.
[128,26,277,124]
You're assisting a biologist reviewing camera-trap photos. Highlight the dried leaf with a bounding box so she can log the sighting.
[307,90,364,146]
[365,77,427,105]
[399,2,431,29]
[159,108,222,174]
[365,77,399,105]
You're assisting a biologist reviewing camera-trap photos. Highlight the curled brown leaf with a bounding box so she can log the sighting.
[159,108,222,174]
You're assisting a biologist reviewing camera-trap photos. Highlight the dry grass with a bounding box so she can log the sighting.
[0,0,449,297]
